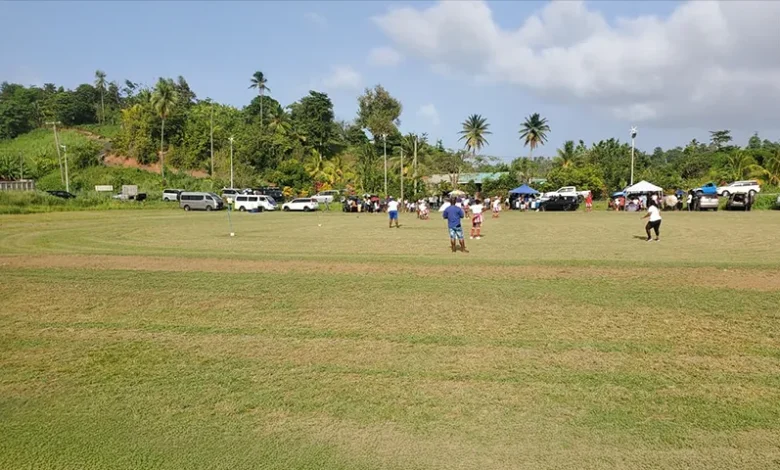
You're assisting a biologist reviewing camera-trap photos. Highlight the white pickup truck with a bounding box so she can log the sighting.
[541,186,590,201]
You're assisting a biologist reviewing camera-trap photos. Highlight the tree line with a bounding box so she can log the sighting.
[1,70,779,197]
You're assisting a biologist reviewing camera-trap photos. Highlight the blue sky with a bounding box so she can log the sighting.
[2,1,779,160]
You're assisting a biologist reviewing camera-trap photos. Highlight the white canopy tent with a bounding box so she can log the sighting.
[625,180,663,194]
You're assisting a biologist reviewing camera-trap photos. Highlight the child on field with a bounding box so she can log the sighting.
[470,199,484,239]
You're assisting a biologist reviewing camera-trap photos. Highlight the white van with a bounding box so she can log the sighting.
[234,194,277,212]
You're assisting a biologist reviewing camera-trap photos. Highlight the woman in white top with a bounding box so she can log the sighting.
[469,199,484,239]
[641,200,662,242]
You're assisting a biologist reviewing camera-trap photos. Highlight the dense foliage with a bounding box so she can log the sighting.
[2,72,780,198]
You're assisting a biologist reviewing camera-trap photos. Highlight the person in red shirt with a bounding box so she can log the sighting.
[585,191,593,212]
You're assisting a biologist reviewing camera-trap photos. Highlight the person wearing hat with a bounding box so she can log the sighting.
[387,196,400,228]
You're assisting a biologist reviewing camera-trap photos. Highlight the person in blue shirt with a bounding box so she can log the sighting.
[442,197,468,253]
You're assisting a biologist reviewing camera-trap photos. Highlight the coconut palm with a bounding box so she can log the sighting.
[267,106,292,136]
[756,149,780,186]
[150,78,178,180]
[458,114,491,157]
[304,149,325,179]
[554,140,577,168]
[248,71,271,127]
[94,70,106,124]
[519,113,550,158]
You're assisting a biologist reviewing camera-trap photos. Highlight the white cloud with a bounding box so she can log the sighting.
[367,46,404,67]
[373,0,780,127]
[322,65,363,91]
[417,104,440,126]
[304,11,327,27]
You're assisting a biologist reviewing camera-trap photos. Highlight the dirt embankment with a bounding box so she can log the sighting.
[73,128,209,179]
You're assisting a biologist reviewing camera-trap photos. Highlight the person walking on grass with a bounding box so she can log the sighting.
[641,199,662,242]
[443,197,468,253]
[387,196,400,228]
[470,199,484,239]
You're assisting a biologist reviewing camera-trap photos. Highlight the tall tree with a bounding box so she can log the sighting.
[458,114,491,157]
[94,70,106,124]
[519,113,550,158]
[709,129,732,150]
[356,84,402,141]
[290,91,335,156]
[554,140,577,168]
[249,71,270,127]
[150,78,178,179]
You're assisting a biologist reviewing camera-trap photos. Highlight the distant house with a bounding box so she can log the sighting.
[425,172,508,192]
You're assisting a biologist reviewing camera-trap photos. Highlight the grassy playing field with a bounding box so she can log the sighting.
[2,209,780,469]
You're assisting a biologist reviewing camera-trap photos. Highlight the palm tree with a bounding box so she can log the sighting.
[150,78,178,180]
[519,113,550,158]
[554,140,576,168]
[94,70,106,124]
[267,106,292,136]
[756,149,780,186]
[249,71,271,127]
[304,149,325,179]
[458,114,491,157]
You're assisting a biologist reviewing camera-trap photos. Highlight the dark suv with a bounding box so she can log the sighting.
[253,187,285,203]
[46,190,76,199]
[539,195,579,211]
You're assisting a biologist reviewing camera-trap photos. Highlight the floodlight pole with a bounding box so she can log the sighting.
[60,145,69,193]
[228,136,235,189]
[210,105,215,177]
[400,148,404,204]
[413,136,418,196]
[46,120,64,184]
[630,126,638,186]
[382,133,388,198]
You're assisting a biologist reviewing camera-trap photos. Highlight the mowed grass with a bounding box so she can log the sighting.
[1,209,780,469]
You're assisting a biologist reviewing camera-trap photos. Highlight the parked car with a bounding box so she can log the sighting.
[179,192,224,211]
[541,186,590,202]
[234,194,277,212]
[46,190,76,199]
[252,187,285,203]
[282,198,319,212]
[694,182,718,196]
[162,189,183,201]
[726,193,751,211]
[220,188,241,203]
[538,195,580,211]
[717,180,760,197]
[693,194,719,211]
[311,190,340,204]
[113,192,147,201]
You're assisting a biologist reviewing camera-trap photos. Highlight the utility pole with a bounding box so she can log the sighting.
[630,126,638,186]
[61,145,70,193]
[413,136,418,196]
[228,136,235,189]
[382,133,388,198]
[46,121,64,184]
[210,105,215,177]
[400,148,404,204]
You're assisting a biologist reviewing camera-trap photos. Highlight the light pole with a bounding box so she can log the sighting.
[382,133,388,198]
[60,145,69,193]
[413,135,418,197]
[400,148,404,204]
[46,120,64,184]
[630,126,637,186]
[228,136,235,189]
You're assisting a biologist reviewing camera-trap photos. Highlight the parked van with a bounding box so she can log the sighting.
[234,194,277,212]
[179,192,224,211]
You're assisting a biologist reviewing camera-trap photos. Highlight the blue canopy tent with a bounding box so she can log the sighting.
[509,184,539,195]
[509,184,539,210]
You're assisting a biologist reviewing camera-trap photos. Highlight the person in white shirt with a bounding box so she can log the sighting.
[469,199,485,239]
[386,197,400,228]
[641,200,662,242]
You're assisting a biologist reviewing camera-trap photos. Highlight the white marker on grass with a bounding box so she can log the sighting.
[227,202,235,237]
